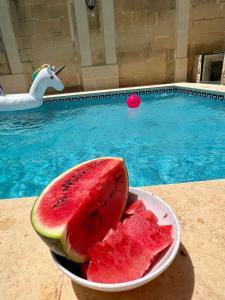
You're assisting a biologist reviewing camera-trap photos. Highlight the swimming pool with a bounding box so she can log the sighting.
[1,86,225,199]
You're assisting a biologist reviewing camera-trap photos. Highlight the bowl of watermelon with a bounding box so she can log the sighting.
[30,158,180,292]
[51,187,180,292]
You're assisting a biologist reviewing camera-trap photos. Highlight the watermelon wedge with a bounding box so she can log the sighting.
[31,157,128,262]
[87,226,154,283]
[87,213,173,283]
[125,199,146,215]
[139,210,158,224]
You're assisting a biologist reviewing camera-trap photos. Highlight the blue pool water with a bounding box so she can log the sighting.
[1,92,225,199]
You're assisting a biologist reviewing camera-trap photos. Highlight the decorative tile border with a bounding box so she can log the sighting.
[172,87,225,101]
[44,86,225,104]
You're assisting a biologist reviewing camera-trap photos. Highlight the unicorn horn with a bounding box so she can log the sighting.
[54,65,65,75]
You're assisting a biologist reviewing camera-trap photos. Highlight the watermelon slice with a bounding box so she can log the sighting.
[122,214,173,255]
[31,157,128,262]
[124,200,158,224]
[87,226,154,283]
[139,210,158,224]
[87,213,173,283]
[125,199,146,215]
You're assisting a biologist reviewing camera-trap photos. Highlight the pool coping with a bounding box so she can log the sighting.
[1,179,225,299]
[43,82,225,104]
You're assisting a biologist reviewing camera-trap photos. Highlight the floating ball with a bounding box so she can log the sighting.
[126,95,141,108]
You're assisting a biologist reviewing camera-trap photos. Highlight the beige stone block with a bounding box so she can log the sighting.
[31,4,49,20]
[191,0,222,8]
[0,73,27,93]
[119,60,146,78]
[156,9,175,24]
[119,60,168,86]
[151,22,174,37]
[16,0,33,6]
[15,5,33,21]
[17,36,32,50]
[190,4,225,20]
[155,36,176,49]
[145,0,175,11]
[52,32,71,44]
[19,48,33,62]
[118,50,169,86]
[0,63,10,75]
[134,11,157,27]
[47,3,68,20]
[30,34,53,49]
[38,20,61,34]
[33,0,63,5]
[14,20,38,36]
[191,18,225,34]
[81,64,119,91]
[30,43,74,61]
[22,62,33,74]
[119,0,146,13]
[115,12,134,29]
[189,32,225,54]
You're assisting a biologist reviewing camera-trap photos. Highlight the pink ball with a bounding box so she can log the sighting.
[126,95,141,108]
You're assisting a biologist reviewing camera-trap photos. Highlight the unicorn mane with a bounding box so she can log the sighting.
[32,64,48,81]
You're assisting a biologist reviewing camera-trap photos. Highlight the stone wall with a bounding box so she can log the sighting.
[9,0,82,92]
[114,0,176,87]
[188,0,225,81]
[0,0,225,93]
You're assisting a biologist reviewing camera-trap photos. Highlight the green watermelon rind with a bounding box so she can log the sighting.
[30,157,128,263]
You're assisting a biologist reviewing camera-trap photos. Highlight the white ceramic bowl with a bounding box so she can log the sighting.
[51,187,180,292]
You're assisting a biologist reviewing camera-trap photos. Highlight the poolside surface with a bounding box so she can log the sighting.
[1,179,225,300]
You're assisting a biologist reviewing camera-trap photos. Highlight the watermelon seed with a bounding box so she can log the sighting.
[103,200,108,207]
[88,209,99,218]
[52,196,67,208]
[109,190,114,198]
[115,175,122,182]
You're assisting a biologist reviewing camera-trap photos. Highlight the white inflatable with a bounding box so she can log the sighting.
[0,64,65,111]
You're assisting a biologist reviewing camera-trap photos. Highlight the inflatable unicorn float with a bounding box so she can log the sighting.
[0,64,65,111]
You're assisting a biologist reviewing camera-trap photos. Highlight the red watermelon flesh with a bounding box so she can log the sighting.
[31,157,128,262]
[123,214,173,256]
[125,200,146,215]
[139,210,158,224]
[124,200,158,224]
[87,227,154,283]
[87,213,173,283]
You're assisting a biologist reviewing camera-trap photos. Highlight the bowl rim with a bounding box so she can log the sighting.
[51,187,181,291]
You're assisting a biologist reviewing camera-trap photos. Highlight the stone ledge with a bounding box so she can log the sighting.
[1,179,225,299]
